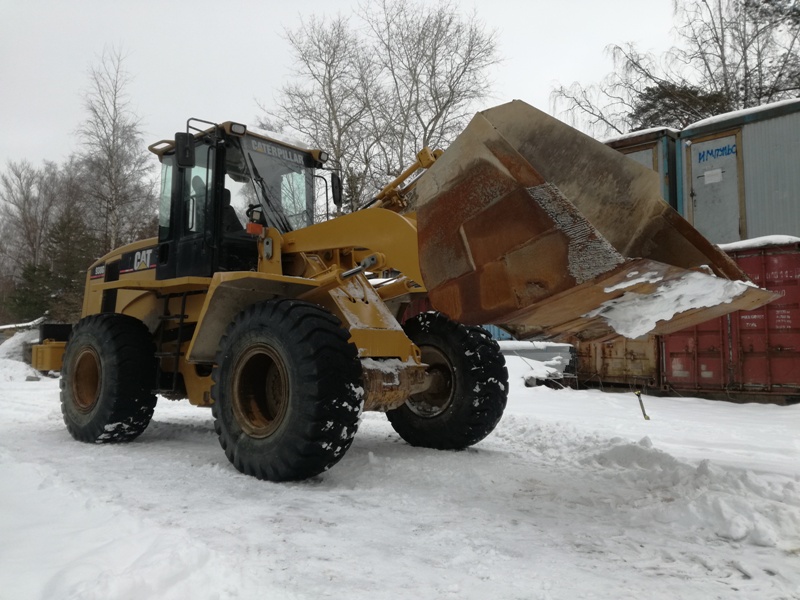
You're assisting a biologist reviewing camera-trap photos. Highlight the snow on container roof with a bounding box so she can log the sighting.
[717,235,800,252]
[681,98,800,137]
[602,126,679,147]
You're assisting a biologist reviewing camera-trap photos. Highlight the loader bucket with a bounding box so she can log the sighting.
[411,100,777,341]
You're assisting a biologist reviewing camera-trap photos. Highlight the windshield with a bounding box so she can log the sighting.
[225,135,316,233]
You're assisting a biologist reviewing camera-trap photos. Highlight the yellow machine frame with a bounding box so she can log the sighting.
[66,205,429,411]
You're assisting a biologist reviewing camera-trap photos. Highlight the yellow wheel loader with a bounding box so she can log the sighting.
[32,102,776,481]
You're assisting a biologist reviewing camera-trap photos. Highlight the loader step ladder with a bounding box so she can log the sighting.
[153,292,190,395]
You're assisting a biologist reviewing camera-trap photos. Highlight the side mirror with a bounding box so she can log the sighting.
[331,172,343,208]
[175,132,196,168]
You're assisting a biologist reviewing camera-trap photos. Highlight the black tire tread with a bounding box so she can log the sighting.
[60,313,157,443]
[387,311,508,450]
[211,299,363,481]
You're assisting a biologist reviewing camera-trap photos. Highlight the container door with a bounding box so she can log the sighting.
[731,244,800,393]
[661,318,728,391]
[687,132,744,244]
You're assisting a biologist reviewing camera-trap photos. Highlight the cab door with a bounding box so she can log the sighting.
[156,142,217,280]
[176,143,216,277]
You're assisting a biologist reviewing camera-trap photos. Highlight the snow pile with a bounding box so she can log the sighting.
[583,436,800,548]
[504,348,563,385]
[0,329,39,361]
[0,358,40,382]
[585,271,756,338]
[498,341,573,385]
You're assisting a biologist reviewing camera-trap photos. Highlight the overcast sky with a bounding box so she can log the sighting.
[0,0,675,168]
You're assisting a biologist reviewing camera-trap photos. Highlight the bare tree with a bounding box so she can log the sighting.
[553,0,800,136]
[362,0,498,176]
[0,158,97,322]
[260,15,376,213]
[78,46,156,253]
[262,0,499,213]
[0,160,60,270]
[675,0,800,104]
[0,48,157,321]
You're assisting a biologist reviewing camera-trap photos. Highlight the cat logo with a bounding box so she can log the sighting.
[134,249,153,270]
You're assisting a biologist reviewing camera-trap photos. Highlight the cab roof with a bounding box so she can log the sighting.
[147,121,318,160]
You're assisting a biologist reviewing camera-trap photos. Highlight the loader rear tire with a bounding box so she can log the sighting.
[211,299,363,481]
[387,312,508,450]
[60,314,157,443]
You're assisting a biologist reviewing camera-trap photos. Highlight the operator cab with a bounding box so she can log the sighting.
[149,120,332,280]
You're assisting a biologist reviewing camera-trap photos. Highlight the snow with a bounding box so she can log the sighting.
[1,355,799,599]
[506,352,562,383]
[602,126,679,144]
[585,271,757,339]
[0,316,45,332]
[361,357,418,375]
[0,358,41,382]
[603,270,664,293]
[718,235,800,252]
[684,98,800,131]
[501,342,571,383]
[498,340,569,351]
[0,329,39,361]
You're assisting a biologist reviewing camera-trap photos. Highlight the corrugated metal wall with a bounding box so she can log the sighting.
[574,242,800,403]
[661,242,800,402]
[742,112,800,238]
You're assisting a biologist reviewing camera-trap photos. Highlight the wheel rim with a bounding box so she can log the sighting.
[73,347,101,413]
[406,345,453,418]
[232,344,289,438]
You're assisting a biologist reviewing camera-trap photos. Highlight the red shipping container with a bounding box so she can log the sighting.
[662,316,728,391]
[662,241,800,403]
[732,244,800,391]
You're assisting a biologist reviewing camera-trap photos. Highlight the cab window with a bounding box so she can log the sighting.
[183,145,215,235]
[158,157,174,242]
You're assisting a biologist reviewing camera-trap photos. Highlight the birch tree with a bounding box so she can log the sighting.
[78,47,156,253]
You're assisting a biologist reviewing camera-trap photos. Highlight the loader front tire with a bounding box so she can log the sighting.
[211,300,363,481]
[387,312,508,450]
[60,314,157,443]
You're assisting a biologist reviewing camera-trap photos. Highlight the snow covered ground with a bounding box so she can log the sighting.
[1,353,798,599]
